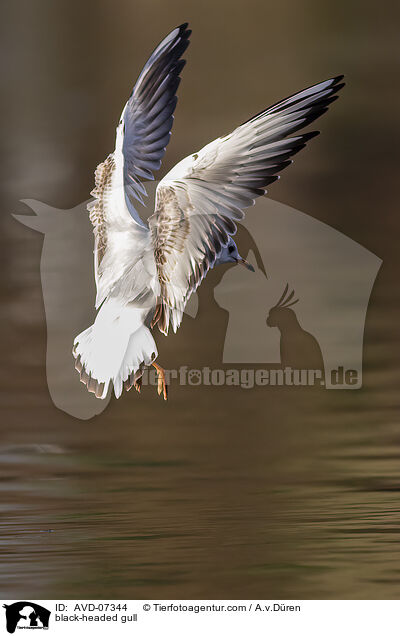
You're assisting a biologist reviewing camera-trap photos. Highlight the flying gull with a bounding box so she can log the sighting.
[73,23,344,400]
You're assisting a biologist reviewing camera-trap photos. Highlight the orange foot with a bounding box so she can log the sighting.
[152,362,168,401]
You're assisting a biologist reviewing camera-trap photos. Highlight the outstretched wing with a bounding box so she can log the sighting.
[149,76,344,334]
[87,24,191,306]
[122,22,191,220]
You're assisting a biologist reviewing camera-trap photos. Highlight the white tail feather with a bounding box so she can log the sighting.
[73,298,157,399]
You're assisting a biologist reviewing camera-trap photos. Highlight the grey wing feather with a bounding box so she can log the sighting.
[122,23,191,219]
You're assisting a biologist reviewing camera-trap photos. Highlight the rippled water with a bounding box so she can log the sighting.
[1,293,399,600]
[2,0,400,601]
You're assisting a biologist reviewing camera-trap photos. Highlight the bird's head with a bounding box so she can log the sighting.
[216,238,255,270]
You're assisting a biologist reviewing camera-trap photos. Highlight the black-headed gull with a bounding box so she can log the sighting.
[73,23,344,400]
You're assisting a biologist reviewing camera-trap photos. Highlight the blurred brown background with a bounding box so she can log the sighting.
[1,0,400,599]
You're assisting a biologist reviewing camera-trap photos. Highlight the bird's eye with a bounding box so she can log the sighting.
[228,245,235,254]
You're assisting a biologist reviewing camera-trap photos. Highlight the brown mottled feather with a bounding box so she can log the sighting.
[149,186,190,334]
[87,154,115,270]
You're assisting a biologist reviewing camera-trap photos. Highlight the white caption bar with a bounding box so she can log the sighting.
[1,600,399,635]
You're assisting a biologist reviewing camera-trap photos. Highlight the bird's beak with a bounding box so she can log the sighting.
[238,257,255,272]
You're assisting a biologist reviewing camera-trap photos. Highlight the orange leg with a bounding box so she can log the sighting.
[152,362,168,401]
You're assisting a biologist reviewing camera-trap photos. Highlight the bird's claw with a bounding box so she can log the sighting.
[152,362,168,401]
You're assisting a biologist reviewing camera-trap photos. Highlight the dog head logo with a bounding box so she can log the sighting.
[15,192,381,411]
[3,602,50,634]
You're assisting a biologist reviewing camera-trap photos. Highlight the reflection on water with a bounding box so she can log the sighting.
[1,0,400,601]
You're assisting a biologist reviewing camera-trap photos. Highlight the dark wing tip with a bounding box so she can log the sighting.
[175,23,191,43]
[239,75,345,129]
[302,130,320,141]
[179,22,191,35]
